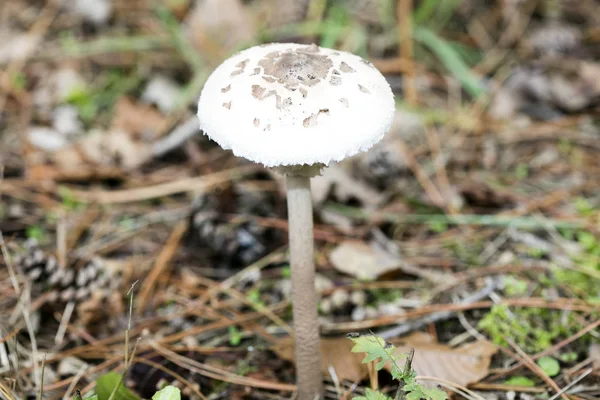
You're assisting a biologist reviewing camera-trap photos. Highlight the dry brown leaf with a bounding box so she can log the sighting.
[329,241,399,281]
[111,96,168,139]
[184,0,255,56]
[273,332,496,387]
[76,130,151,170]
[273,337,368,382]
[311,164,383,206]
[26,128,152,179]
[393,332,497,387]
[329,237,451,284]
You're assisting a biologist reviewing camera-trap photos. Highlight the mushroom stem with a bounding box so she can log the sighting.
[286,174,324,400]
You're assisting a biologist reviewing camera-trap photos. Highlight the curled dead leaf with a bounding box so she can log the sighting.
[111,96,168,139]
[273,332,496,388]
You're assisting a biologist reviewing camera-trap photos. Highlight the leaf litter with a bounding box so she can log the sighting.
[1,0,600,399]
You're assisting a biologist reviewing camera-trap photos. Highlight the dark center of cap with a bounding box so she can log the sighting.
[259,45,333,88]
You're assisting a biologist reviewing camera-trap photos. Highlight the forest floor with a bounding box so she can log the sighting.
[1,0,600,399]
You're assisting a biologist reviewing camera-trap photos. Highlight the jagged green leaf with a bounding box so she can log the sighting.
[95,372,140,400]
[152,386,181,400]
[353,388,393,400]
[404,382,448,400]
[349,335,404,374]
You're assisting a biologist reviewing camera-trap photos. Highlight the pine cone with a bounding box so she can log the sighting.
[14,240,118,305]
[191,182,282,268]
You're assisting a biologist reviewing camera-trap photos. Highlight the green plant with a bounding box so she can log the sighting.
[478,305,584,353]
[503,376,535,387]
[349,334,447,400]
[537,356,560,377]
[26,225,47,242]
[64,69,141,125]
[75,377,181,400]
[228,325,243,346]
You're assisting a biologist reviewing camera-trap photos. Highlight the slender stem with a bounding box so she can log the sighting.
[286,174,324,400]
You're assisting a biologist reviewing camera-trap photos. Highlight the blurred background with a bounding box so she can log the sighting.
[1,0,600,399]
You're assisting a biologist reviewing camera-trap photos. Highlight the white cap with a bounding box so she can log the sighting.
[197,43,395,167]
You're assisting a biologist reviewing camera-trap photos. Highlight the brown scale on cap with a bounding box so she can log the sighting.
[254,118,260,127]
[251,67,261,76]
[223,101,232,109]
[339,97,349,107]
[251,84,289,110]
[221,84,231,93]
[340,61,355,73]
[231,59,250,77]
[358,84,371,94]
[303,108,330,128]
[258,45,333,89]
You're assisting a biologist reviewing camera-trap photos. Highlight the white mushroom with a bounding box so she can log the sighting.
[197,42,395,400]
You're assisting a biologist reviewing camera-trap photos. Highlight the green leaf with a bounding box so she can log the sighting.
[95,372,140,400]
[404,382,447,400]
[228,325,242,346]
[504,376,535,387]
[152,386,181,400]
[85,396,99,400]
[537,356,560,377]
[413,27,484,99]
[353,388,393,400]
[349,335,404,375]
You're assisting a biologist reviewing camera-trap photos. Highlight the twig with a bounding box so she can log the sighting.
[0,232,20,295]
[54,301,76,345]
[38,354,46,400]
[72,165,257,204]
[326,203,584,230]
[378,279,499,339]
[62,365,88,400]
[548,369,593,400]
[504,337,568,400]
[151,116,199,158]
[489,318,600,381]
[136,221,188,313]
[323,297,595,333]
[417,376,486,400]
[398,0,417,105]
[394,347,414,400]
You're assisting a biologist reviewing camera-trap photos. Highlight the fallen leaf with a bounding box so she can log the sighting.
[329,241,399,281]
[329,236,452,283]
[393,332,497,387]
[311,164,383,207]
[141,75,182,114]
[28,126,69,151]
[273,337,367,382]
[26,128,152,180]
[111,96,168,139]
[184,0,255,55]
[273,332,497,388]
[77,129,152,169]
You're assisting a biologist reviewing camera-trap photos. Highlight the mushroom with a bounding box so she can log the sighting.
[197,43,395,399]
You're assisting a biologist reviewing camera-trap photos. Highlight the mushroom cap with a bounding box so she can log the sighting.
[197,43,395,167]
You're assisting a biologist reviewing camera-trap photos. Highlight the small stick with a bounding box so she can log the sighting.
[394,347,414,400]
[398,0,417,105]
[38,354,46,400]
